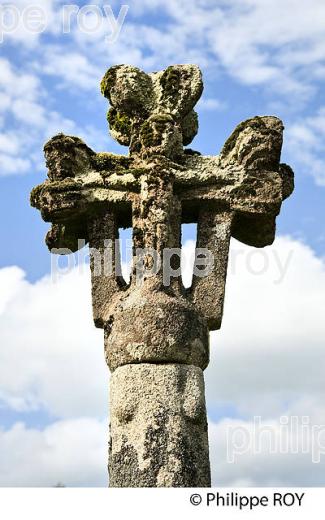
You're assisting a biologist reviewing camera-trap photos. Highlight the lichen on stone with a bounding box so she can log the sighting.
[221,116,284,170]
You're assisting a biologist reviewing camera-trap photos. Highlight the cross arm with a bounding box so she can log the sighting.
[30,133,141,328]
[175,116,294,330]
[176,116,294,247]
[30,133,141,252]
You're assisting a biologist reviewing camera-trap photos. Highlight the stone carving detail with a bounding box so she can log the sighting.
[31,64,294,487]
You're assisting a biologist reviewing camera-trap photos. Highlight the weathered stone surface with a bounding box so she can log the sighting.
[100,64,203,157]
[191,210,233,330]
[109,363,210,487]
[104,285,209,371]
[30,63,294,488]
[88,211,125,328]
[31,119,293,256]
[44,133,95,181]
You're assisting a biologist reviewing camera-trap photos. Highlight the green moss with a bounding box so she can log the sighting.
[100,66,119,101]
[140,120,156,147]
[44,133,93,155]
[93,152,130,172]
[107,108,132,136]
[160,66,180,96]
[140,115,173,148]
[48,178,83,192]
[31,179,82,212]
[30,184,44,207]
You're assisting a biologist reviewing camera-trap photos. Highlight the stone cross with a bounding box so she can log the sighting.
[31,64,294,487]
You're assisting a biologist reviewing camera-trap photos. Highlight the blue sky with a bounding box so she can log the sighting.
[0,0,325,486]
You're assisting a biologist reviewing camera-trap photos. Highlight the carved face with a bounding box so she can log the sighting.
[100,64,203,160]
[221,116,284,171]
[139,114,183,160]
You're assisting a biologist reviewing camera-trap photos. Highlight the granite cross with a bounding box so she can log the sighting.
[31,64,294,487]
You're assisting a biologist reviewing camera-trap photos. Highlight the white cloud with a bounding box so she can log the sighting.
[0,56,109,176]
[0,58,60,175]
[0,419,107,487]
[0,267,25,314]
[0,58,41,102]
[100,0,325,101]
[38,48,102,91]
[0,264,106,418]
[210,412,325,487]
[3,0,325,104]
[206,236,325,416]
[0,93,11,112]
[2,1,325,183]
[0,0,59,47]
[205,1,324,96]
[197,98,226,111]
[0,57,76,136]
[286,106,325,186]
[15,0,320,104]
[0,154,31,176]
[0,133,20,154]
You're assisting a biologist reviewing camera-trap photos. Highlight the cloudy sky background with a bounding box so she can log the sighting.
[0,0,325,486]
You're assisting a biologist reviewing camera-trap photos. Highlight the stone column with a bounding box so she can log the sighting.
[106,163,211,487]
[109,364,210,487]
